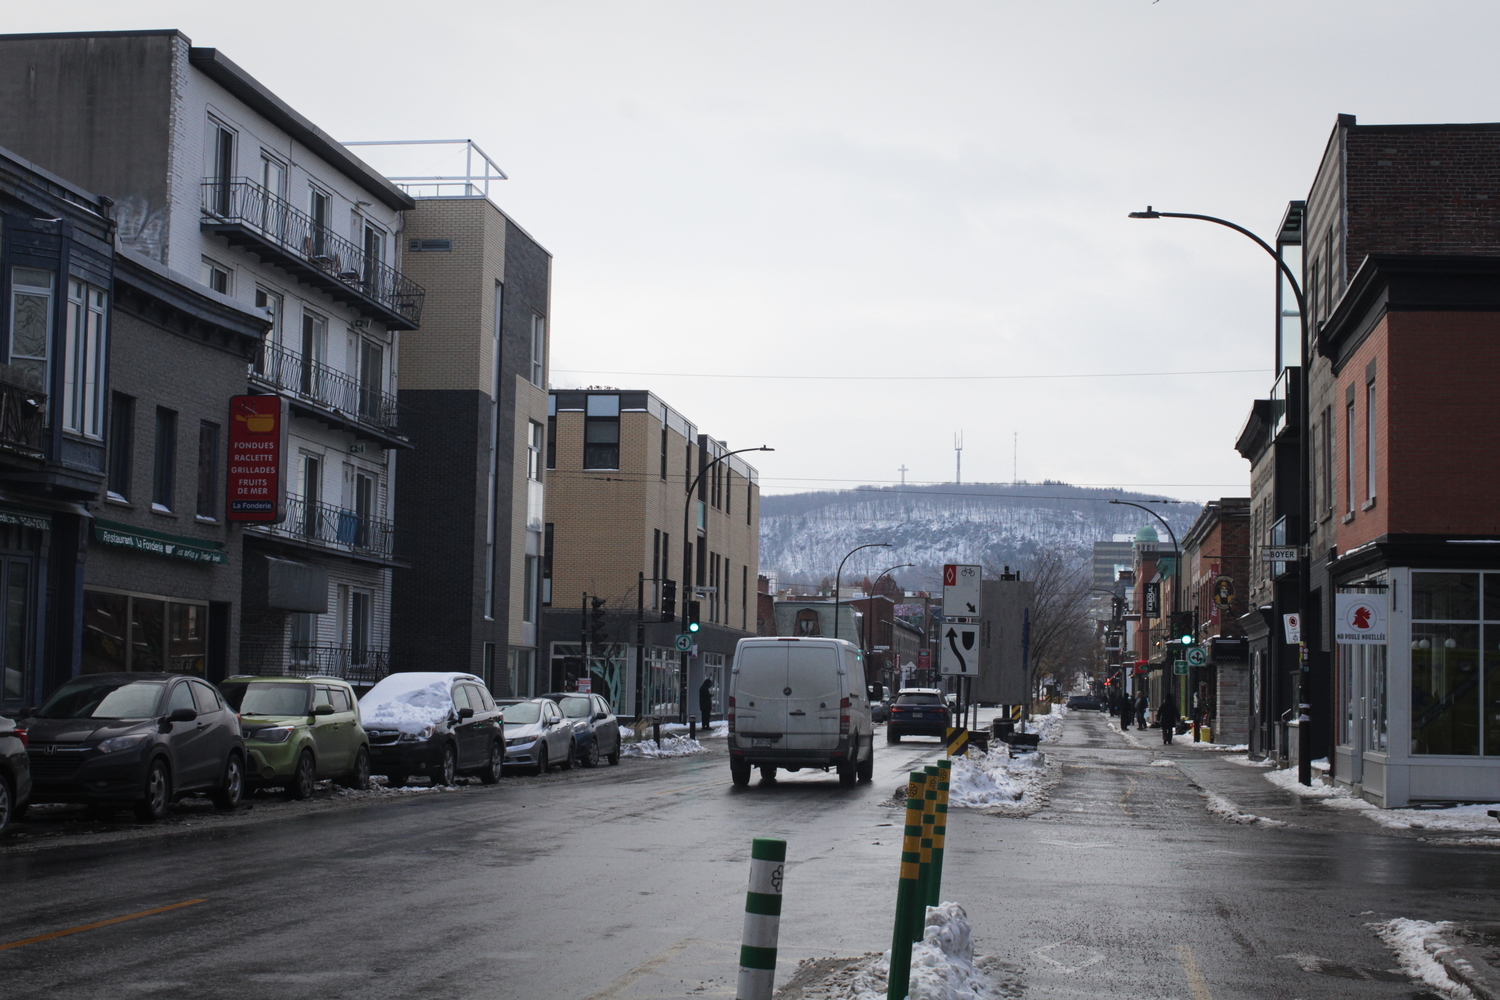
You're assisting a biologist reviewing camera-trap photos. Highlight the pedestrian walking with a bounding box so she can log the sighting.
[1135,692,1149,731]
[699,676,714,727]
[1158,694,1179,745]
[1119,696,1135,731]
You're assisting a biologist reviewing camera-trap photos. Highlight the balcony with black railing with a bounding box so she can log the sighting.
[238,641,390,687]
[0,365,45,458]
[201,178,424,330]
[248,491,399,565]
[250,341,401,443]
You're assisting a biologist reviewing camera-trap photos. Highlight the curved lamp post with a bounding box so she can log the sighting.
[832,542,891,641]
[863,562,915,679]
[1108,499,1182,692]
[679,444,773,722]
[1128,205,1314,784]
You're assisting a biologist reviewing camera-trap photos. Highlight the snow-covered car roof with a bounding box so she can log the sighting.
[359,672,481,732]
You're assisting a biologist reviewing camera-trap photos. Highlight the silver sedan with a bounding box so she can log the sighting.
[500,699,576,774]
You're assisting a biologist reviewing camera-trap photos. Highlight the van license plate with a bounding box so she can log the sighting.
[751,737,776,747]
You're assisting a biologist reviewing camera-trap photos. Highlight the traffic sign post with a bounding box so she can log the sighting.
[941,564,982,618]
[1173,659,1189,676]
[939,623,979,676]
[676,634,693,652]
[1185,645,1207,668]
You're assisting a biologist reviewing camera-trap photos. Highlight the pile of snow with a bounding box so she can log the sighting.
[1264,768,1500,833]
[358,674,454,733]
[1205,791,1287,827]
[620,720,728,740]
[1369,918,1475,999]
[1029,703,1067,743]
[619,734,707,758]
[844,902,1007,1000]
[946,746,1049,815]
[1180,739,1250,752]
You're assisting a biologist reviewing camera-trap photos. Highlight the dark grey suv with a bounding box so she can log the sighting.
[23,673,245,820]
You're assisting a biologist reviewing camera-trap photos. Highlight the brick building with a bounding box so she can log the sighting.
[388,186,551,696]
[1180,498,1251,743]
[539,389,760,719]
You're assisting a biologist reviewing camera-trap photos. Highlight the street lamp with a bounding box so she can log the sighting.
[1109,499,1182,701]
[679,444,773,722]
[833,542,892,641]
[863,562,915,684]
[1128,205,1314,785]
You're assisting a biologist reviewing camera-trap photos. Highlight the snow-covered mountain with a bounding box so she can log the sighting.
[759,482,1201,591]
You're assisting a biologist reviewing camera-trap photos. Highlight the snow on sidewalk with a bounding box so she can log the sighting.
[838,902,1012,1000]
[1368,918,1477,1000]
[619,734,708,758]
[1264,767,1500,834]
[945,745,1051,817]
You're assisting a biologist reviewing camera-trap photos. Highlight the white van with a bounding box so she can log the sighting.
[727,636,874,786]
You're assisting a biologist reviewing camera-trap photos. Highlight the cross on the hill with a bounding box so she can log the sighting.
[897,464,908,486]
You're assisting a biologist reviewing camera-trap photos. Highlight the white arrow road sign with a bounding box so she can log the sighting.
[941,623,980,676]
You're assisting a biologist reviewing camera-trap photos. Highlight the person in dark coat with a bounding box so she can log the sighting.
[1119,695,1135,731]
[1158,694,1180,744]
[699,677,714,727]
[1135,692,1150,730]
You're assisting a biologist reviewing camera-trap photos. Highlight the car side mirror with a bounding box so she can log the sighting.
[312,704,336,716]
[594,712,607,721]
[167,707,197,724]
[457,707,475,720]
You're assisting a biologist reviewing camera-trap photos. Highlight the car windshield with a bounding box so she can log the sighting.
[38,679,165,719]
[558,697,592,719]
[501,702,542,725]
[896,693,944,706]
[225,683,310,716]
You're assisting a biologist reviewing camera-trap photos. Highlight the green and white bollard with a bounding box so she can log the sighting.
[737,836,786,1000]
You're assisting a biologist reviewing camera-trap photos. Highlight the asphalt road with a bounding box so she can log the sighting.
[1,715,1495,999]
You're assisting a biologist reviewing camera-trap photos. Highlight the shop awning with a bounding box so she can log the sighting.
[93,518,228,565]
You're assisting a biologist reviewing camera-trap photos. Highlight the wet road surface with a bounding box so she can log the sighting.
[1,715,1494,999]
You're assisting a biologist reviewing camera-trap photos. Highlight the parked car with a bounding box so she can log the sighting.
[1065,694,1104,712]
[500,698,576,774]
[870,698,890,724]
[219,675,370,797]
[359,672,505,786]
[727,636,874,787]
[0,714,31,836]
[886,688,951,743]
[21,673,244,820]
[539,692,622,767]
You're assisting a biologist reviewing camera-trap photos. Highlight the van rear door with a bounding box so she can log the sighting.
[784,642,843,750]
[733,643,789,743]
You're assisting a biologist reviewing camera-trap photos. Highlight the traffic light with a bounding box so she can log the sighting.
[660,579,677,622]
[590,597,607,644]
[687,600,701,633]
[1171,611,1194,645]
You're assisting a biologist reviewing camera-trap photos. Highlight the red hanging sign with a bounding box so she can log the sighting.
[226,395,288,523]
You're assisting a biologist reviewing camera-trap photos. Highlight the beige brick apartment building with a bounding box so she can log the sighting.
[540,389,760,720]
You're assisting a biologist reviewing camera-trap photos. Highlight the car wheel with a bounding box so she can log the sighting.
[435,744,457,786]
[211,752,245,811]
[339,746,371,790]
[134,759,171,821]
[560,740,575,771]
[581,737,600,769]
[288,750,317,800]
[479,741,504,785]
[730,759,751,787]
[0,775,12,836]
[759,765,777,782]
[857,738,874,782]
[887,728,901,744]
[535,743,549,775]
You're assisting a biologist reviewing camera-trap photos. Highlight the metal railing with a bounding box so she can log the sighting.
[238,642,390,686]
[251,491,397,561]
[201,178,424,325]
[0,367,46,456]
[251,341,398,433]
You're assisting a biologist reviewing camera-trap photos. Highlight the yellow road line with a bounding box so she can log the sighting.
[0,898,206,952]
[1177,943,1213,1000]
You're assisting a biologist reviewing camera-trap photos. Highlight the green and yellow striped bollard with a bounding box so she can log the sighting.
[887,771,926,1000]
[929,759,951,906]
[913,765,939,940]
[737,836,786,1000]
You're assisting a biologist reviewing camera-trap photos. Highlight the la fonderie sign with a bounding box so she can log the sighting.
[94,519,228,565]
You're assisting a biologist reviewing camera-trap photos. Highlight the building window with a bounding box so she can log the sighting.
[82,590,209,675]
[290,611,318,666]
[200,258,231,295]
[1365,380,1377,501]
[1322,405,1334,518]
[542,522,554,607]
[63,280,107,438]
[308,187,330,256]
[359,339,384,422]
[583,394,620,470]
[196,421,219,519]
[546,395,557,470]
[350,591,372,664]
[1345,399,1355,514]
[152,408,177,512]
[742,565,749,629]
[107,393,134,501]
[1409,572,1497,756]
[530,314,546,388]
[524,555,538,624]
[210,122,235,216]
[253,287,283,370]
[8,266,54,392]
[483,642,496,691]
[528,420,544,480]
[660,426,668,480]
[300,311,327,397]
[2,557,32,702]
[362,224,385,292]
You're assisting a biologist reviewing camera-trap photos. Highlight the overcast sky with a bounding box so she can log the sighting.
[16,2,1500,501]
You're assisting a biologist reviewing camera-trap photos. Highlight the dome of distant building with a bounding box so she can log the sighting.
[1134,524,1159,543]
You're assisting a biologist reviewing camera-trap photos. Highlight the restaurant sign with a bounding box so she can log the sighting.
[227,395,288,523]
[94,519,227,565]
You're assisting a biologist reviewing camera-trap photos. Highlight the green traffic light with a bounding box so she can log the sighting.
[1181,635,1193,645]
[688,621,701,632]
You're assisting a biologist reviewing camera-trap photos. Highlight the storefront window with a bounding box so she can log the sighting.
[3,559,29,701]
[83,591,129,673]
[130,598,166,673]
[169,603,206,676]
[1411,572,1483,756]
[1368,644,1388,753]
[83,590,208,674]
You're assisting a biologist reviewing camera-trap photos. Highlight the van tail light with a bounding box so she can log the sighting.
[727,696,735,734]
[839,697,850,735]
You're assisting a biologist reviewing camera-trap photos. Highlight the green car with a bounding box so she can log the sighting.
[218,676,370,798]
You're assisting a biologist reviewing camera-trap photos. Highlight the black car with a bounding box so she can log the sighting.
[886,688,952,742]
[22,673,245,820]
[539,692,622,767]
[358,672,505,786]
[0,714,31,836]
[1066,695,1104,711]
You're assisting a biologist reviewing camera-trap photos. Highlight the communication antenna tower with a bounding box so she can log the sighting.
[954,431,963,485]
